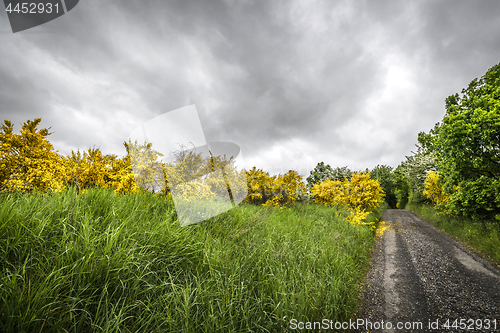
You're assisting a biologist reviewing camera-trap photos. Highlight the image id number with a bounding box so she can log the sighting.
[5,2,60,14]
[442,318,497,330]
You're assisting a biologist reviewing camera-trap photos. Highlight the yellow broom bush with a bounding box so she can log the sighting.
[0,119,66,193]
[422,171,450,206]
[246,167,306,209]
[0,119,149,195]
[311,172,384,229]
[0,118,304,208]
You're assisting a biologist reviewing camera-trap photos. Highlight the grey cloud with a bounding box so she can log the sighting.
[1,0,500,175]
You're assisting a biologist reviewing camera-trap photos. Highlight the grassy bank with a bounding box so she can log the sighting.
[1,187,376,332]
[406,203,500,267]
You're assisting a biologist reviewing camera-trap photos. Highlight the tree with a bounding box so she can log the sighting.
[421,62,500,220]
[399,148,438,204]
[393,165,409,208]
[370,164,397,208]
[306,162,351,190]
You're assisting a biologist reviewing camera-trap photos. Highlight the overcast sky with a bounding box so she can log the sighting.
[1,0,500,177]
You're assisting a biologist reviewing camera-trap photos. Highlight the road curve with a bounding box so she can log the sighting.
[358,209,500,333]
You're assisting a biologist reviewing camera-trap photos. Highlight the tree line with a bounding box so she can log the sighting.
[0,119,386,229]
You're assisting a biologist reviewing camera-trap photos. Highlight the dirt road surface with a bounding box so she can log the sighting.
[359,209,500,333]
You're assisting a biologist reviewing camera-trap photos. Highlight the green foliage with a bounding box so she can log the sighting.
[393,165,409,208]
[447,177,500,220]
[420,62,500,220]
[370,164,397,208]
[306,162,351,190]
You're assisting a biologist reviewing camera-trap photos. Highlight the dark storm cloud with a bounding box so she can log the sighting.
[1,0,500,175]
[417,0,500,72]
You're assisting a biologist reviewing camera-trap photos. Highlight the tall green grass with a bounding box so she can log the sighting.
[406,203,500,267]
[1,187,375,332]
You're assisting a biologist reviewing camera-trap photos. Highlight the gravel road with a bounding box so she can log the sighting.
[358,209,500,333]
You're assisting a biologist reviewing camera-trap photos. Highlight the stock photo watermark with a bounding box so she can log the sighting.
[127,104,248,227]
[3,0,79,33]
[289,318,498,331]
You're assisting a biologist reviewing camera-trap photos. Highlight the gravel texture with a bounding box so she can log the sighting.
[358,210,500,333]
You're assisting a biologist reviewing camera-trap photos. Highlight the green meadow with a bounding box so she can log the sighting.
[0,187,378,332]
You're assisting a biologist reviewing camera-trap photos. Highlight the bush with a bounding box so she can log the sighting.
[310,172,384,229]
[245,167,307,209]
